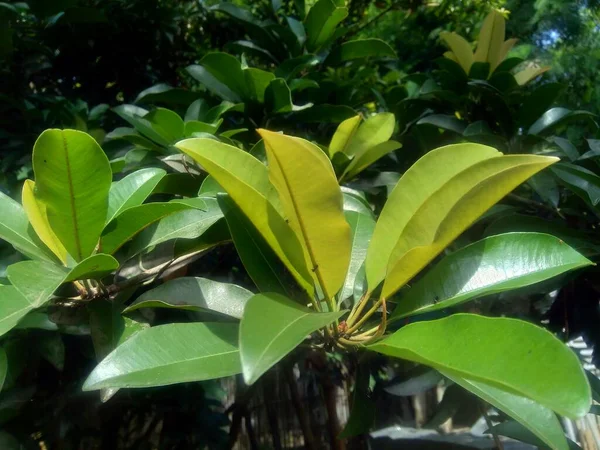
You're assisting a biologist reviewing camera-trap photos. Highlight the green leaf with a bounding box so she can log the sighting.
[0,286,35,338]
[443,372,570,450]
[83,322,241,390]
[265,78,311,113]
[391,233,592,320]
[123,277,252,319]
[551,162,600,206]
[339,364,374,438]
[528,171,559,208]
[339,211,375,303]
[380,148,557,298]
[344,113,395,158]
[487,420,579,450]
[0,347,6,392]
[184,120,221,137]
[32,129,112,262]
[326,38,396,65]
[127,197,223,257]
[145,108,184,143]
[417,114,466,134]
[105,127,165,152]
[0,191,55,262]
[175,138,314,296]
[291,104,356,123]
[37,333,65,371]
[244,68,276,103]
[342,140,402,181]
[369,314,590,418]
[22,180,68,264]
[329,115,361,157]
[304,0,348,52]
[100,202,197,254]
[64,254,119,281]
[528,108,596,136]
[188,53,246,102]
[240,293,343,384]
[107,168,166,223]
[259,129,351,299]
[7,260,67,307]
[112,105,172,147]
[218,195,301,298]
[517,83,565,128]
[473,9,505,70]
[384,366,443,396]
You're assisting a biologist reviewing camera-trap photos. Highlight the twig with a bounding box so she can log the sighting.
[479,401,504,450]
[346,1,405,39]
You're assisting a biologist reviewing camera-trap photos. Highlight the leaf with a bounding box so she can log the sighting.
[473,10,505,70]
[440,32,473,74]
[7,260,67,307]
[145,108,184,143]
[304,0,348,52]
[528,170,559,208]
[342,140,402,180]
[0,347,6,392]
[112,105,171,147]
[365,143,556,297]
[528,107,596,136]
[175,138,314,295]
[291,104,356,123]
[100,202,197,254]
[326,38,396,65]
[487,420,579,450]
[0,286,36,338]
[83,322,241,390]
[37,333,65,371]
[514,65,550,85]
[339,364,374,438]
[244,68,276,103]
[344,113,395,158]
[380,148,557,298]
[124,277,252,319]
[32,129,112,262]
[240,293,343,384]
[21,180,68,264]
[338,211,375,302]
[517,83,565,128]
[369,314,590,418]
[329,115,361,157]
[551,162,600,206]
[0,191,55,262]
[127,197,223,256]
[391,233,592,320]
[384,366,443,396]
[107,168,166,223]
[64,254,119,281]
[188,52,246,102]
[443,372,570,450]
[259,129,351,299]
[423,384,472,429]
[417,114,466,134]
[218,195,301,298]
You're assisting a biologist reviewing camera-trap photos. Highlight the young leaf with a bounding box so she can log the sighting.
[259,129,351,299]
[123,277,252,319]
[32,129,112,262]
[342,140,402,180]
[106,168,166,223]
[22,180,68,264]
[369,314,590,419]
[343,113,395,158]
[100,202,197,254]
[440,32,473,73]
[0,191,55,262]
[381,151,557,298]
[304,0,348,52]
[473,10,505,70]
[0,287,32,338]
[83,323,241,390]
[175,138,314,296]
[338,211,375,302]
[391,233,592,320]
[443,371,570,450]
[7,261,67,307]
[240,293,343,384]
[64,254,119,282]
[329,115,361,157]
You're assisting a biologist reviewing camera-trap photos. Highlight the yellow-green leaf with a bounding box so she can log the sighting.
[259,129,351,300]
[329,115,361,157]
[175,138,313,296]
[365,143,500,294]
[440,32,473,74]
[342,140,402,180]
[496,38,518,69]
[343,113,395,158]
[474,9,505,69]
[514,65,550,85]
[21,180,68,265]
[381,150,557,298]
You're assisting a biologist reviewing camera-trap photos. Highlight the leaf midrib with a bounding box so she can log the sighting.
[61,133,83,260]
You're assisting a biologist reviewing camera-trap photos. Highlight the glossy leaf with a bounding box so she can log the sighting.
[528,107,596,136]
[380,149,557,298]
[265,78,309,113]
[551,162,600,206]
[145,108,184,143]
[391,233,592,320]
[370,314,590,418]
[83,323,241,390]
[0,191,54,262]
[329,115,361,157]
[100,202,196,254]
[327,38,396,65]
[124,277,252,319]
[240,293,343,384]
[304,0,347,52]
[32,129,112,261]
[64,254,119,281]
[188,52,246,102]
[7,260,67,307]
[342,140,402,180]
[0,286,36,338]
[338,211,375,303]
[128,197,223,256]
[487,420,579,450]
[106,168,166,223]
[259,129,351,299]
[344,113,395,158]
[218,195,301,298]
[443,372,570,450]
[175,138,313,295]
[113,105,172,147]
